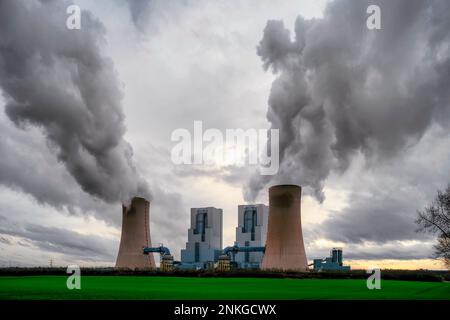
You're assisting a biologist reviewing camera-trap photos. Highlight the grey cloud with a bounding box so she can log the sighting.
[257,20,296,72]
[318,191,431,244]
[245,0,450,202]
[0,109,189,259]
[0,216,116,261]
[0,0,149,204]
[0,113,120,223]
[125,0,188,32]
[173,164,253,187]
[0,236,11,245]
[127,0,152,30]
[136,145,191,259]
[312,123,450,246]
[150,186,187,259]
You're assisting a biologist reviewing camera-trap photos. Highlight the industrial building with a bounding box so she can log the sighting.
[234,204,268,268]
[262,185,308,271]
[116,185,350,272]
[180,207,223,269]
[115,197,155,269]
[313,248,351,272]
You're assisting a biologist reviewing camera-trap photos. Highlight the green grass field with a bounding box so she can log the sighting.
[0,276,449,300]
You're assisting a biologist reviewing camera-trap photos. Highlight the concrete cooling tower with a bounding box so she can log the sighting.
[115,197,155,269]
[261,185,308,271]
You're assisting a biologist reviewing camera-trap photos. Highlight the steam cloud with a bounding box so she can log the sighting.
[127,0,152,30]
[0,0,149,203]
[245,0,450,202]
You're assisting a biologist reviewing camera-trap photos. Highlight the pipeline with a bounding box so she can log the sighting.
[143,246,171,256]
[223,245,265,256]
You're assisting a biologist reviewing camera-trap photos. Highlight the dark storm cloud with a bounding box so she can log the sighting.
[0,0,149,204]
[0,216,116,261]
[0,113,120,224]
[318,191,432,244]
[245,0,450,202]
[300,123,450,249]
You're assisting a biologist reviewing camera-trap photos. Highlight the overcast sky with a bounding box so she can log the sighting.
[0,0,449,269]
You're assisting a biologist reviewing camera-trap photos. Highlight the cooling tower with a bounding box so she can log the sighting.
[115,197,155,269]
[261,185,308,271]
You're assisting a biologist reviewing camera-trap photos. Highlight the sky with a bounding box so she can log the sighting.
[0,0,449,270]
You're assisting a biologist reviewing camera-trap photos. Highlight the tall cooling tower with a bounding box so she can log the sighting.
[115,197,155,269]
[261,185,308,271]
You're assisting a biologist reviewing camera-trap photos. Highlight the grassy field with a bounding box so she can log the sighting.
[0,276,449,300]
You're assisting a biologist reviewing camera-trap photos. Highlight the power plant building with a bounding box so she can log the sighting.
[116,185,317,272]
[313,248,351,272]
[181,207,223,268]
[116,197,155,269]
[234,204,268,268]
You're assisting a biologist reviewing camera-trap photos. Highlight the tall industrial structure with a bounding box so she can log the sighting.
[181,207,223,268]
[261,185,308,271]
[116,197,155,269]
[234,204,268,268]
[119,187,352,272]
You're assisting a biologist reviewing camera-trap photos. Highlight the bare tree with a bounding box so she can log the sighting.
[416,185,450,268]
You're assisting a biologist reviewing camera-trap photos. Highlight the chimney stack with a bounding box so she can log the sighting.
[116,197,155,269]
[261,185,308,271]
